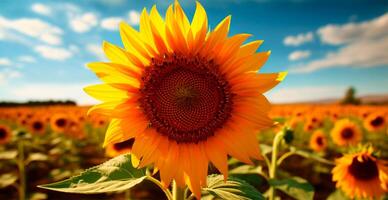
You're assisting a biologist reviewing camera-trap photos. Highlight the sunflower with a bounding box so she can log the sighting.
[50,113,69,133]
[0,124,12,145]
[364,112,386,132]
[331,119,362,146]
[29,117,46,135]
[332,147,388,199]
[106,138,135,157]
[84,1,285,197]
[309,129,327,152]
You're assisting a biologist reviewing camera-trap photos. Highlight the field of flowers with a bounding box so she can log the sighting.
[0,104,387,200]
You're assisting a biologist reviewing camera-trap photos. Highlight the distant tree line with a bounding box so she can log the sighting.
[0,100,77,107]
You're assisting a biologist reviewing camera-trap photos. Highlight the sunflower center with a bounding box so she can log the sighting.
[348,156,379,181]
[0,128,6,139]
[56,118,67,127]
[316,137,324,146]
[139,54,233,143]
[371,116,384,127]
[340,128,354,139]
[113,138,135,151]
[33,121,43,131]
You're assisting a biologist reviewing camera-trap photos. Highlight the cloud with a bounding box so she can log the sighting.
[34,45,73,61]
[267,86,346,103]
[69,12,98,33]
[0,58,12,66]
[0,69,22,85]
[7,83,98,105]
[318,13,388,45]
[128,10,140,26]
[288,50,311,61]
[86,44,105,60]
[100,17,122,31]
[291,12,388,73]
[18,55,36,63]
[31,3,52,16]
[0,16,63,45]
[283,32,313,46]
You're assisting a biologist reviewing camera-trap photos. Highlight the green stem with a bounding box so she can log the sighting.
[269,130,286,200]
[17,140,26,200]
[172,180,185,200]
[124,189,130,200]
[146,176,173,200]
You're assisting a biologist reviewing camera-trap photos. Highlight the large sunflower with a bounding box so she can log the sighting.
[332,147,388,199]
[84,1,285,197]
[331,118,362,146]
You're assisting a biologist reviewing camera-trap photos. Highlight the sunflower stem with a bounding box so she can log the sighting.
[172,180,185,200]
[146,176,173,200]
[269,129,286,200]
[17,140,26,200]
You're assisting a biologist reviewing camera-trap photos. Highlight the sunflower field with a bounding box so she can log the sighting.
[1,1,388,200]
[0,104,387,200]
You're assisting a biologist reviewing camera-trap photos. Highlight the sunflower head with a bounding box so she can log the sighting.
[0,124,12,145]
[364,112,386,132]
[309,129,327,152]
[84,1,285,197]
[50,113,69,133]
[332,146,388,199]
[29,117,46,135]
[330,118,362,146]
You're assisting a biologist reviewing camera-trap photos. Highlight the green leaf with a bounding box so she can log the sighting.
[202,174,264,200]
[39,154,146,194]
[26,153,48,164]
[0,173,18,188]
[269,177,314,200]
[0,150,17,160]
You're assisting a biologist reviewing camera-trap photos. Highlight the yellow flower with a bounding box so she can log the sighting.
[309,129,327,152]
[50,113,69,133]
[332,147,388,199]
[0,124,12,145]
[331,118,362,146]
[364,112,386,132]
[84,1,285,197]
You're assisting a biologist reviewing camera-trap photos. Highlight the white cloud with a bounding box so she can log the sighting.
[291,12,388,73]
[288,50,311,61]
[8,83,98,105]
[0,16,63,45]
[0,69,22,85]
[0,58,12,66]
[31,3,52,16]
[283,32,313,46]
[86,44,105,60]
[69,12,98,33]
[267,86,346,103]
[18,56,36,63]
[128,10,140,26]
[34,45,73,61]
[100,17,123,31]
[318,13,388,45]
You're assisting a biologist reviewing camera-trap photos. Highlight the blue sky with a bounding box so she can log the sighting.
[0,0,387,104]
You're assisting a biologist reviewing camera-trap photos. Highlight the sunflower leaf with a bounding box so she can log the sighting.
[268,177,314,200]
[0,173,18,188]
[38,154,146,194]
[202,174,264,200]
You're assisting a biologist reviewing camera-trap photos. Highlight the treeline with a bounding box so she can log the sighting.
[0,100,77,107]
